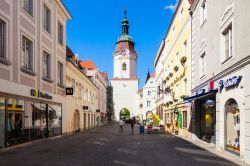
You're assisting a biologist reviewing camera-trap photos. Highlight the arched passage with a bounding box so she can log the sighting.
[120,108,130,120]
[225,99,240,155]
[73,110,80,132]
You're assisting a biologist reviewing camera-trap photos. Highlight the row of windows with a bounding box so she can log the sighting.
[22,0,64,45]
[199,25,232,79]
[165,40,187,75]
[21,35,64,84]
[71,79,96,104]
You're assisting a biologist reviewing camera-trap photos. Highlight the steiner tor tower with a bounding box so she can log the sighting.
[111,9,139,120]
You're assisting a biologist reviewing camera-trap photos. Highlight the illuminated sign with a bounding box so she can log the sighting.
[219,76,242,92]
[31,89,52,100]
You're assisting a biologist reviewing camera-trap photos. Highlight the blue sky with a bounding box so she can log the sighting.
[62,0,178,87]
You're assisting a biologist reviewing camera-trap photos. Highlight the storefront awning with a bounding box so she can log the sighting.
[184,89,218,101]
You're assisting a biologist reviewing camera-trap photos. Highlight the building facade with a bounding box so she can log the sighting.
[189,0,250,164]
[140,71,157,121]
[0,0,71,147]
[66,47,98,133]
[79,61,108,125]
[111,10,139,121]
[154,41,165,121]
[162,0,192,138]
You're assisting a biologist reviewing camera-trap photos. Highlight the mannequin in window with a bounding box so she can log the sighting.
[122,63,126,71]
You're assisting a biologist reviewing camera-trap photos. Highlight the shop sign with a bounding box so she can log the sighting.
[219,76,242,92]
[66,87,74,95]
[196,89,206,95]
[31,89,53,100]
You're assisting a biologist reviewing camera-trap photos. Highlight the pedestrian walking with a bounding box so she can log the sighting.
[119,119,124,133]
[131,118,135,135]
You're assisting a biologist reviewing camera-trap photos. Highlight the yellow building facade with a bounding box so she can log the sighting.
[66,48,98,134]
[163,0,192,138]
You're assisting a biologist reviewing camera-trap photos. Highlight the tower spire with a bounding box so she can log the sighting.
[122,8,129,35]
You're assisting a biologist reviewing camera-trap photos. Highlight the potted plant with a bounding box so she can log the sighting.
[165,87,171,93]
[169,101,173,105]
[163,80,166,84]
[166,76,169,81]
[180,95,188,99]
[180,56,187,66]
[174,66,179,72]
[174,98,179,102]
[169,72,173,77]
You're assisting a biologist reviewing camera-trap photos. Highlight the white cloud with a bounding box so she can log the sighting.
[165,0,179,13]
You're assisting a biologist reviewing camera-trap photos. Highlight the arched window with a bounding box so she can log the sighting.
[225,99,240,155]
[122,63,127,71]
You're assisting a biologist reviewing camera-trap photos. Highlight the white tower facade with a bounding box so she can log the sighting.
[111,10,139,120]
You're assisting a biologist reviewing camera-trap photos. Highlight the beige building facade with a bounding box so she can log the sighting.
[0,0,71,147]
[66,48,98,133]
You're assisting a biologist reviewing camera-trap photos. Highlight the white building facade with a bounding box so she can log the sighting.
[111,10,139,120]
[189,0,250,164]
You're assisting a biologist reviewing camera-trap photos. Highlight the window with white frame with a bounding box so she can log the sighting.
[148,91,151,96]
[23,0,33,16]
[78,87,82,98]
[179,8,184,21]
[183,78,187,95]
[43,51,51,79]
[223,24,233,61]
[0,19,6,59]
[200,0,207,25]
[183,40,187,56]
[147,101,151,107]
[57,61,63,84]
[176,52,179,64]
[58,21,63,45]
[200,52,206,77]
[22,36,33,70]
[72,78,76,95]
[175,84,179,98]
[172,26,175,37]
[43,4,51,33]
[122,63,126,71]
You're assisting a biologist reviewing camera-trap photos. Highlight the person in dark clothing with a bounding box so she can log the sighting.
[131,119,135,135]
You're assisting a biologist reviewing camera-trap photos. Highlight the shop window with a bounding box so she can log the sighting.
[200,98,216,143]
[225,99,240,155]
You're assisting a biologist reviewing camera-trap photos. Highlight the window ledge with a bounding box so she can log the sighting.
[221,56,233,65]
[42,77,54,83]
[21,67,36,76]
[57,82,65,88]
[0,58,11,66]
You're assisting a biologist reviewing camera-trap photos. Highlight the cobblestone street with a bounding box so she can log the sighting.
[0,123,242,166]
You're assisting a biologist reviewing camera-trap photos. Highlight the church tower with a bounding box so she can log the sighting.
[113,9,138,79]
[111,9,139,120]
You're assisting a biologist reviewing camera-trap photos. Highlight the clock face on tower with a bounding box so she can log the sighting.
[120,49,129,56]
